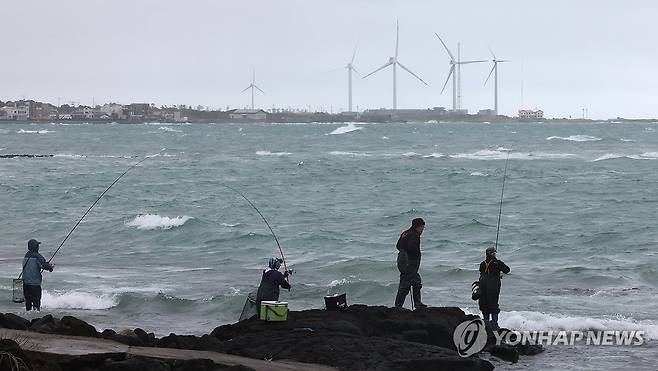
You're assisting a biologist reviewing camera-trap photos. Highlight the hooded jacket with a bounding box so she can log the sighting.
[255,268,290,306]
[22,243,53,286]
[396,228,421,274]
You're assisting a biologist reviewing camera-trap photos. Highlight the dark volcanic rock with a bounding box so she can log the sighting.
[0,338,32,370]
[134,328,156,347]
[58,316,100,338]
[30,314,60,333]
[0,312,31,330]
[489,344,519,363]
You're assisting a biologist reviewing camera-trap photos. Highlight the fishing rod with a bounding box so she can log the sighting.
[219,184,289,275]
[18,152,160,279]
[494,152,510,251]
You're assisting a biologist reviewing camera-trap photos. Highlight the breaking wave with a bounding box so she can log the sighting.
[126,214,193,230]
[329,151,371,157]
[546,135,602,142]
[329,123,361,135]
[42,291,118,310]
[500,310,658,340]
[256,150,292,156]
[17,129,54,134]
[451,149,575,161]
[592,152,658,162]
[159,126,183,133]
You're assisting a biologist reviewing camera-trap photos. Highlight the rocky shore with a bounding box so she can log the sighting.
[0,306,543,370]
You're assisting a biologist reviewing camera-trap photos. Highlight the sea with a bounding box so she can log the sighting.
[0,121,656,370]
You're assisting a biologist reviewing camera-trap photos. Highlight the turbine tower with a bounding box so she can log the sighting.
[435,34,486,112]
[346,43,360,112]
[484,49,509,116]
[241,68,265,110]
[363,21,428,110]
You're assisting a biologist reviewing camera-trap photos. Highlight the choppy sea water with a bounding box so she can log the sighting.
[0,121,657,370]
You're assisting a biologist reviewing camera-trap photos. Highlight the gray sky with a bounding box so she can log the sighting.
[2,0,657,119]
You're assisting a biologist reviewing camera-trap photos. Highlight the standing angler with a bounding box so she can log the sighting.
[394,218,427,309]
[478,247,510,330]
[22,239,54,311]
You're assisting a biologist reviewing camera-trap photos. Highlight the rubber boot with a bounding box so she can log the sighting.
[412,286,427,309]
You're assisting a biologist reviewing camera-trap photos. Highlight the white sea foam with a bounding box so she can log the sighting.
[41,291,118,310]
[451,149,575,161]
[546,135,602,142]
[256,150,292,156]
[470,171,489,177]
[501,310,658,340]
[329,123,361,135]
[381,136,389,140]
[54,154,86,158]
[17,129,54,134]
[221,222,240,227]
[126,214,192,230]
[402,152,422,157]
[329,151,370,157]
[592,152,658,162]
[423,153,446,159]
[159,126,183,133]
[620,138,634,142]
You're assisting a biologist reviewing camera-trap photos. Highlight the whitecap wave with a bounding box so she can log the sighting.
[329,123,361,135]
[402,152,422,157]
[41,291,118,310]
[159,126,183,133]
[423,153,446,159]
[221,222,240,227]
[256,150,292,156]
[470,171,488,177]
[619,138,634,142]
[54,154,86,159]
[546,135,601,142]
[329,151,370,157]
[592,152,658,162]
[17,129,54,134]
[126,214,192,230]
[451,150,575,161]
[501,310,658,340]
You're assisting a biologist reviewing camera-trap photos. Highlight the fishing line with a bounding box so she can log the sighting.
[18,151,161,279]
[494,152,510,251]
[219,184,289,275]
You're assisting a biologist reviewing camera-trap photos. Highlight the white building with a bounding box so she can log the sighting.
[0,105,30,120]
[99,103,125,119]
[518,109,544,120]
[228,109,267,120]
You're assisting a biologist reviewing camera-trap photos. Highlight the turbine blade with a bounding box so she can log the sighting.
[351,66,361,76]
[488,47,496,60]
[241,85,252,93]
[498,60,511,63]
[484,64,495,86]
[459,60,488,65]
[440,65,455,94]
[351,41,359,64]
[254,85,265,94]
[252,68,255,84]
[397,61,428,85]
[395,20,400,58]
[434,33,455,61]
[362,61,393,79]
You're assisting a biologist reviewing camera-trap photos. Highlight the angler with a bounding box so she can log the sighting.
[21,239,54,311]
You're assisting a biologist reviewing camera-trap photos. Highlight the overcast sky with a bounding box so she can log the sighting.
[2,0,657,119]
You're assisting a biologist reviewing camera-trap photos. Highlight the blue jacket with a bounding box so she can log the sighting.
[22,245,53,286]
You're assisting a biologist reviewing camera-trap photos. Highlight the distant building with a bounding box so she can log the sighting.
[228,109,267,120]
[518,109,544,120]
[100,103,126,119]
[477,109,496,116]
[125,103,151,118]
[0,103,30,120]
[71,107,94,120]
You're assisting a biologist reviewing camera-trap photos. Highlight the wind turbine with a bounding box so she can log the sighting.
[241,68,265,110]
[484,49,509,116]
[363,21,428,110]
[346,43,360,112]
[435,34,486,112]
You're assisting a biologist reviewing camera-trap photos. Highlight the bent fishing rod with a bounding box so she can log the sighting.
[494,151,510,251]
[219,183,289,275]
[18,152,160,279]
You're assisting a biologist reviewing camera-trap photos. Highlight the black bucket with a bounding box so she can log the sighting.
[12,279,25,303]
[324,293,347,311]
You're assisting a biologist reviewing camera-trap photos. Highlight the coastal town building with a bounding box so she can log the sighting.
[0,103,30,120]
[518,109,544,120]
[228,109,267,120]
